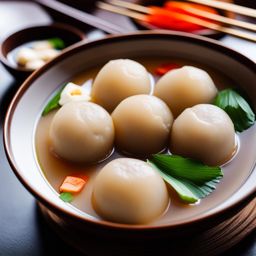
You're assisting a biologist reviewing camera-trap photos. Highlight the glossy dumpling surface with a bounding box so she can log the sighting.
[49,101,114,163]
[112,95,173,157]
[92,158,169,224]
[91,59,151,112]
[154,66,218,117]
[170,104,236,166]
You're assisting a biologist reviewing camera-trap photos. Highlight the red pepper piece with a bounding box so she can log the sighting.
[164,2,219,25]
[155,63,182,76]
[146,6,203,32]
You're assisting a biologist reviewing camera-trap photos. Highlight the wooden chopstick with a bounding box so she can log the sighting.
[179,7,256,32]
[36,0,125,34]
[187,0,256,19]
[98,2,147,20]
[109,0,256,32]
[108,0,151,14]
[98,1,256,42]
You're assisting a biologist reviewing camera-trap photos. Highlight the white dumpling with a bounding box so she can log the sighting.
[25,59,45,70]
[92,59,151,112]
[92,158,169,224]
[170,104,236,166]
[112,95,173,157]
[154,66,218,117]
[37,48,60,61]
[49,101,114,163]
[16,48,39,66]
[32,41,53,51]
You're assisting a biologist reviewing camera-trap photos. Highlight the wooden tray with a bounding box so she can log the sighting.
[38,197,256,255]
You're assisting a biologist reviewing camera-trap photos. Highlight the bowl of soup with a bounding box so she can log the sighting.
[4,31,256,255]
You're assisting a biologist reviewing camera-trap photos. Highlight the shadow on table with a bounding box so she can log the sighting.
[35,204,85,256]
[225,230,256,256]
[0,64,20,123]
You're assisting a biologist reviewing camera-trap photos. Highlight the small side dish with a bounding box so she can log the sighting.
[0,23,85,78]
[36,58,255,225]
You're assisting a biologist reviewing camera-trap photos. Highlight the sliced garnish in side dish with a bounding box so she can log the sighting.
[214,89,255,132]
[148,154,223,204]
[42,86,65,116]
[60,176,88,193]
[59,192,73,203]
[48,37,65,50]
[154,63,181,76]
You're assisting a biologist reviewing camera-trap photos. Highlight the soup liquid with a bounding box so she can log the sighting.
[35,58,256,225]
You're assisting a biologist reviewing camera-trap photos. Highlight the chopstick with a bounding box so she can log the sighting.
[97,1,256,42]
[108,0,256,32]
[36,0,125,34]
[99,2,146,20]
[187,0,256,19]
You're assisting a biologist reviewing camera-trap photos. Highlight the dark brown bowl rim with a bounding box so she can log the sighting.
[0,22,85,73]
[4,30,256,232]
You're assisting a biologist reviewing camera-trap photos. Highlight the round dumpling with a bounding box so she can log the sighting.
[170,104,236,166]
[112,95,173,157]
[154,66,218,117]
[92,158,169,224]
[49,101,114,163]
[91,59,151,112]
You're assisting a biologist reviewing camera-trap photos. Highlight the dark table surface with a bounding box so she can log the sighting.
[0,1,255,255]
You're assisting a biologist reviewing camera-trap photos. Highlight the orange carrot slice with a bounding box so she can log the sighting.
[145,3,219,32]
[60,176,88,193]
[165,2,219,17]
[164,2,220,25]
[146,7,203,32]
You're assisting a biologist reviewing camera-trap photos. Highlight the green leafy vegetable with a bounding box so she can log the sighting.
[214,89,255,132]
[59,192,73,203]
[148,154,223,204]
[48,37,65,50]
[42,86,64,116]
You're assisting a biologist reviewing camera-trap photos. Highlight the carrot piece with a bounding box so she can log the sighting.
[70,172,90,182]
[155,63,182,76]
[164,2,220,25]
[146,7,203,32]
[60,176,88,193]
[145,3,219,33]
[164,2,219,16]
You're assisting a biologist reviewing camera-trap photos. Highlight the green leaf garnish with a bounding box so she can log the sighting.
[148,154,223,204]
[48,37,65,50]
[42,86,64,116]
[59,192,73,203]
[214,89,255,132]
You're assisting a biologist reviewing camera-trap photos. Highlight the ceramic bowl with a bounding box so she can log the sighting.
[4,31,256,255]
[0,23,85,79]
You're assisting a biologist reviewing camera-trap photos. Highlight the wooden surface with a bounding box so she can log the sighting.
[38,198,256,255]
[0,1,255,255]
